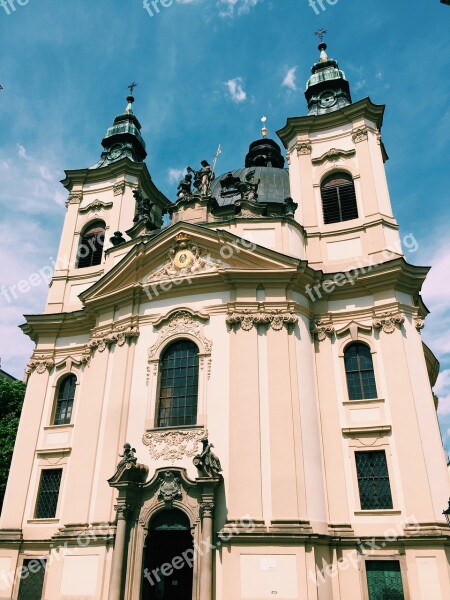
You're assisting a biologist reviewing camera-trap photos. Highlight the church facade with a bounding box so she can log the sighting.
[0,42,449,600]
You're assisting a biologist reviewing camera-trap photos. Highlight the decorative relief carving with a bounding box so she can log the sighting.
[113,182,126,196]
[142,428,207,462]
[25,354,55,378]
[311,320,335,341]
[372,311,405,334]
[148,310,212,359]
[79,199,113,214]
[226,308,298,332]
[200,502,215,519]
[414,317,425,332]
[352,127,368,143]
[87,325,140,356]
[147,233,220,283]
[157,471,182,503]
[65,192,83,207]
[296,142,312,155]
[312,148,356,165]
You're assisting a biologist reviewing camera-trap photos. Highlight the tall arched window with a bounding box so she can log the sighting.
[157,340,199,428]
[344,343,377,400]
[77,221,105,268]
[54,374,76,425]
[321,172,358,224]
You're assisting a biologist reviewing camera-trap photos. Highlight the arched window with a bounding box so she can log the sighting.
[157,340,199,428]
[54,374,76,425]
[77,221,105,268]
[344,343,377,400]
[321,172,358,224]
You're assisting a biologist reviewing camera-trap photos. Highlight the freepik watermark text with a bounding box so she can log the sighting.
[143,0,174,17]
[0,0,30,15]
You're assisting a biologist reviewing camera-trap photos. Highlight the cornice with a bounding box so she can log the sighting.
[276,98,385,148]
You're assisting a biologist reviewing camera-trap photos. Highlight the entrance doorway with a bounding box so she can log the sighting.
[142,509,194,600]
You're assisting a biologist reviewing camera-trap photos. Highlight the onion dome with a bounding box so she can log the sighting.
[305,41,352,116]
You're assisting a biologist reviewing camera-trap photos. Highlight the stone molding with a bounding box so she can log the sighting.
[414,316,425,332]
[311,147,356,165]
[148,309,212,359]
[295,141,312,155]
[113,182,126,196]
[226,307,298,332]
[79,199,113,214]
[65,192,83,207]
[142,428,207,462]
[87,324,140,357]
[372,311,405,334]
[25,353,55,379]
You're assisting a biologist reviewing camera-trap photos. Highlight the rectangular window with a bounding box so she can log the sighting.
[366,560,405,600]
[34,469,62,519]
[355,450,393,510]
[17,559,47,600]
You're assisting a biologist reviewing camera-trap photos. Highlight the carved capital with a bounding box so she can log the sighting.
[200,502,215,519]
[113,182,126,196]
[65,192,83,207]
[373,311,405,334]
[226,307,298,332]
[414,316,425,332]
[88,324,140,356]
[311,320,335,341]
[296,142,312,156]
[25,354,55,379]
[352,127,368,143]
[115,504,133,521]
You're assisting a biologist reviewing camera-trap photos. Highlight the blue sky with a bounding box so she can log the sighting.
[1,0,449,443]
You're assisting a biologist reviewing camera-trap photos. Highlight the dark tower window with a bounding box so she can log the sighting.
[35,469,63,519]
[157,340,199,428]
[54,375,76,425]
[344,343,377,400]
[321,173,358,224]
[77,221,105,268]
[355,451,393,510]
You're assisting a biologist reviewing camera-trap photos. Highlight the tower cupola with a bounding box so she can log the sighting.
[90,85,147,169]
[305,39,352,116]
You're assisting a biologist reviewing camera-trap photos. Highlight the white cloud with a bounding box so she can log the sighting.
[282,67,298,91]
[17,144,30,160]
[225,77,247,103]
[168,167,186,184]
[218,0,260,17]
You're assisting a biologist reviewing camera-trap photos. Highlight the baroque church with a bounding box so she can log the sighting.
[0,41,449,600]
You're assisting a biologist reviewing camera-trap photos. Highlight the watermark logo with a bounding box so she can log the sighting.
[0,0,30,16]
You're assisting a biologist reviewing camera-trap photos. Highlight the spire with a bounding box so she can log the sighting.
[304,33,352,116]
[90,84,147,169]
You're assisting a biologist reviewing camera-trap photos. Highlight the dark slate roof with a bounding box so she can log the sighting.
[210,166,290,208]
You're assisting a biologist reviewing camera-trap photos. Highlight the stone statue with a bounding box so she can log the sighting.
[187,160,215,196]
[177,173,193,199]
[236,169,259,202]
[117,443,137,469]
[133,189,155,227]
[193,437,222,478]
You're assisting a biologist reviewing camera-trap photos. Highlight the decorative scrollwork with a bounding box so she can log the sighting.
[157,471,182,503]
[25,354,55,378]
[311,320,335,341]
[142,428,207,462]
[148,310,212,359]
[373,311,405,334]
[226,308,298,332]
[352,127,368,143]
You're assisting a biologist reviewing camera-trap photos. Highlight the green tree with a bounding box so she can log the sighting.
[0,378,25,513]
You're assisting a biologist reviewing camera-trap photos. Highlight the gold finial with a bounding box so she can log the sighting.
[261,116,268,138]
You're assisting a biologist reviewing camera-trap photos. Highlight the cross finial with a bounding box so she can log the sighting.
[314,29,327,43]
[128,82,138,96]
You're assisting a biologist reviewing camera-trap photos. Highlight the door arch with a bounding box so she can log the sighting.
[142,509,194,600]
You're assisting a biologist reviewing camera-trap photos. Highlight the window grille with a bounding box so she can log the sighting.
[157,340,199,428]
[366,560,405,600]
[355,451,393,510]
[54,375,76,425]
[321,173,358,224]
[35,469,62,519]
[344,343,378,400]
[17,559,47,600]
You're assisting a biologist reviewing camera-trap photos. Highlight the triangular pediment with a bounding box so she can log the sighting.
[80,222,302,305]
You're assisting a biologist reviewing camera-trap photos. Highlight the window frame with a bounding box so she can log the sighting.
[52,374,77,426]
[76,220,105,269]
[33,467,63,520]
[155,339,200,429]
[354,449,393,511]
[344,342,378,401]
[15,556,49,600]
[361,556,410,600]
[320,171,359,225]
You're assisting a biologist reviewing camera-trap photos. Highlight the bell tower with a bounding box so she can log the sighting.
[277,41,402,272]
[45,90,170,314]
